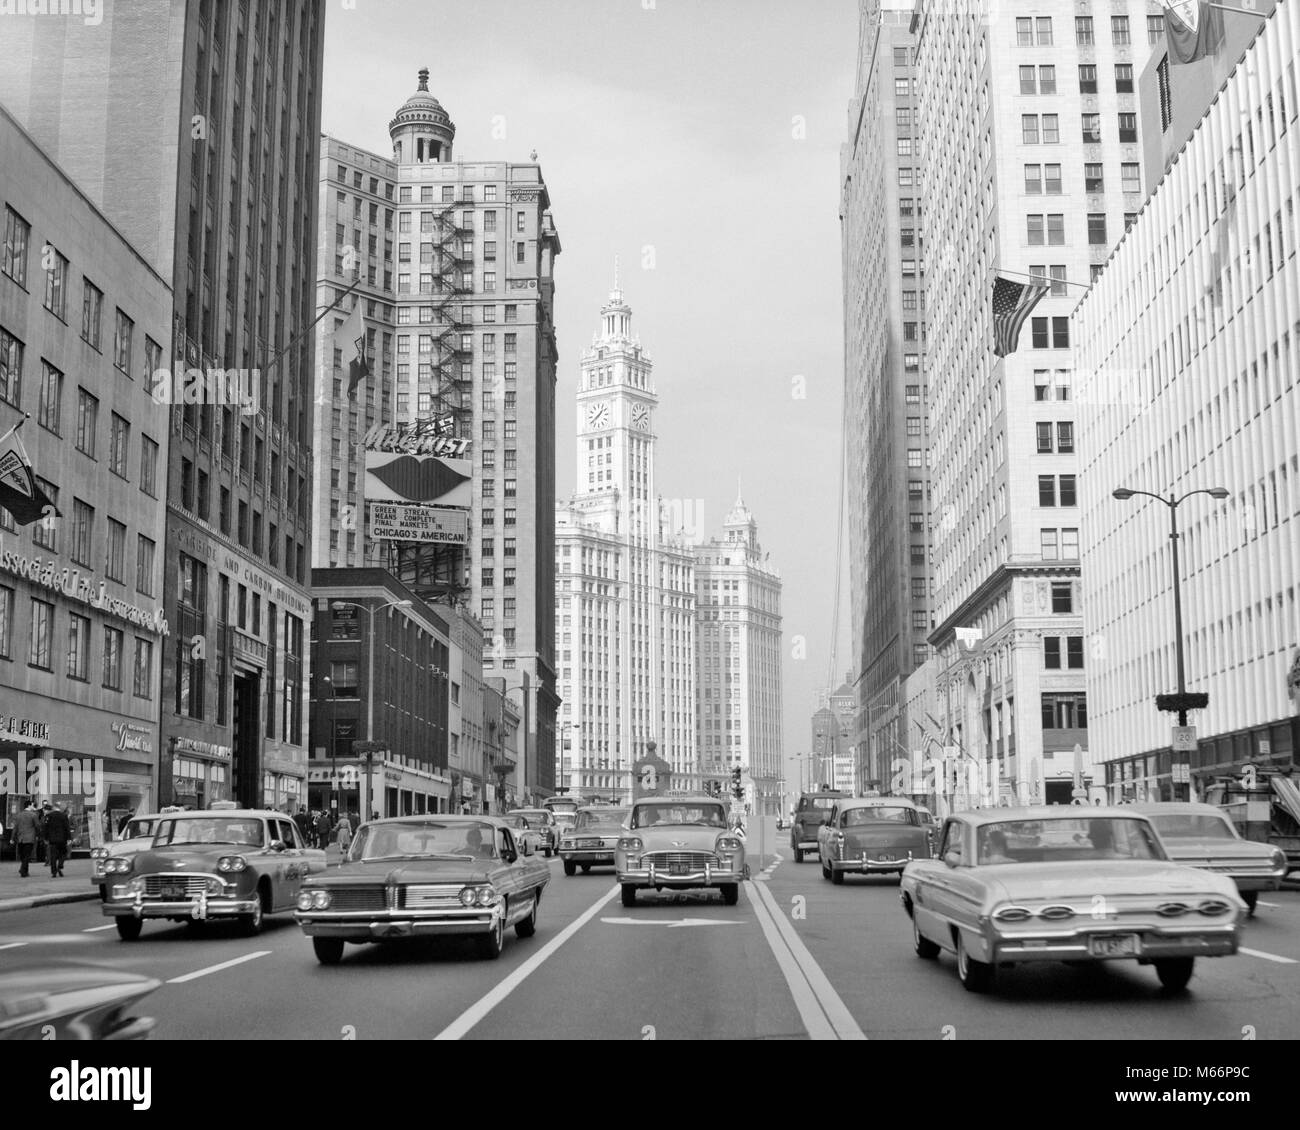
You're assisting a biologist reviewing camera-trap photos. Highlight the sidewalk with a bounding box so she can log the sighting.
[0,855,100,913]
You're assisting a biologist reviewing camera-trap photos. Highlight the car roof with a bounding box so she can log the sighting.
[949,806,1153,826]
[362,814,510,828]
[837,797,919,810]
[577,805,627,813]
[1127,802,1226,816]
[799,790,847,799]
[632,794,719,805]
[155,809,284,820]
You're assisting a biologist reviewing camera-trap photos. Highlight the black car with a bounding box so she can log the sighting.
[790,790,847,862]
[0,964,159,1040]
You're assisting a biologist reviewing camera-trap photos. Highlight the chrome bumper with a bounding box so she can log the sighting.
[831,851,915,873]
[103,895,259,920]
[561,850,615,863]
[989,926,1240,964]
[297,904,503,939]
[617,860,744,887]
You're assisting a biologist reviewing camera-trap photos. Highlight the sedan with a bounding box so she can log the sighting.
[615,796,745,906]
[0,965,159,1041]
[818,797,932,883]
[560,807,629,875]
[901,807,1245,993]
[1131,802,1288,915]
[295,816,550,964]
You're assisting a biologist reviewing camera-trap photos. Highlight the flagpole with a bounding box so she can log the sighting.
[0,412,31,448]
[1205,3,1266,13]
[993,266,1092,291]
[257,274,365,378]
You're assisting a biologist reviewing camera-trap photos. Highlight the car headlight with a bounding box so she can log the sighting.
[716,836,743,852]
[104,857,132,875]
[561,839,574,849]
[1271,849,1288,869]
[310,889,331,910]
[127,877,145,893]
[297,890,313,911]
[459,886,478,907]
[217,855,248,873]
[91,847,109,860]
[476,886,498,908]
[618,836,643,853]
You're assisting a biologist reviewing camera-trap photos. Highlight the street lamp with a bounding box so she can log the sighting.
[331,598,413,818]
[1112,486,1230,799]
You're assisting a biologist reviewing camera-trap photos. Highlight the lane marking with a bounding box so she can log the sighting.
[1240,946,1299,965]
[1256,900,1279,908]
[745,881,837,1040]
[83,924,117,933]
[0,942,28,951]
[167,950,272,984]
[434,885,619,1040]
[599,917,741,927]
[749,879,867,1040]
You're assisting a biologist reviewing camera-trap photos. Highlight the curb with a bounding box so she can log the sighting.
[0,890,100,914]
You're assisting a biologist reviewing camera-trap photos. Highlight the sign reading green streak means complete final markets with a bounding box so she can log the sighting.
[369,502,468,545]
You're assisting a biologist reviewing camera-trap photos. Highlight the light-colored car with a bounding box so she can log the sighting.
[1130,802,1288,916]
[509,808,557,857]
[615,795,745,906]
[501,812,544,855]
[295,815,550,964]
[901,807,1244,993]
[817,797,933,883]
[560,807,629,875]
[102,809,326,941]
[90,813,172,900]
[552,812,576,841]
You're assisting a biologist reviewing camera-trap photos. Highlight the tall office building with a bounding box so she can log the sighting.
[912,0,1158,803]
[694,494,784,813]
[554,282,696,802]
[841,1,931,792]
[311,72,562,803]
[1076,1,1298,799]
[0,2,327,810]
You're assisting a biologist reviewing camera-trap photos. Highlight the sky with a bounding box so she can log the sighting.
[322,0,860,797]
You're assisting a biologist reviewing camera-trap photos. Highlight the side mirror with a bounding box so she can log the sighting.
[943,850,961,868]
[269,840,287,853]
[520,840,533,856]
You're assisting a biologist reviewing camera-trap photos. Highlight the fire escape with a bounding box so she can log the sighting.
[392,201,476,604]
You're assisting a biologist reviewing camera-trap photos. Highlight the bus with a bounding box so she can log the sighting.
[543,795,582,818]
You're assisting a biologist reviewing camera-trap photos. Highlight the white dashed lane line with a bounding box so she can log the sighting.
[82,924,117,932]
[0,942,28,951]
[1240,947,1298,965]
[167,951,272,984]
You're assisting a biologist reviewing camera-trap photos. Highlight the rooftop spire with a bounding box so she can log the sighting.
[614,254,621,294]
[417,67,429,91]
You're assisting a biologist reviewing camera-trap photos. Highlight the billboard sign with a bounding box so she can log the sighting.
[364,449,471,508]
[369,503,468,545]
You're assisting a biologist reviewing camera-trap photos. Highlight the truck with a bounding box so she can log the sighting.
[1203,767,1300,876]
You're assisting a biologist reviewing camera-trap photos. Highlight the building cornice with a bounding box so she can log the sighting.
[929,559,1081,648]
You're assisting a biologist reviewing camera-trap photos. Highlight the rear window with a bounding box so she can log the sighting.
[798,797,838,815]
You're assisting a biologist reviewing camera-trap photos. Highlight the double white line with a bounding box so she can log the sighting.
[746,880,866,1040]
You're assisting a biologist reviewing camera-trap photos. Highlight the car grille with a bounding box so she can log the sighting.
[142,875,213,898]
[401,884,465,910]
[643,852,717,869]
[325,886,388,912]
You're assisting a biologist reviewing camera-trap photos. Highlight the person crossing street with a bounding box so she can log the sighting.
[12,802,39,878]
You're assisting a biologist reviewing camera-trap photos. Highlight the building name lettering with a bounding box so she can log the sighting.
[0,715,50,741]
[173,736,232,761]
[111,722,153,754]
[362,423,469,458]
[0,550,170,636]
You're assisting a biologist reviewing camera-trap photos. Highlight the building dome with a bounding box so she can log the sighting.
[389,68,456,163]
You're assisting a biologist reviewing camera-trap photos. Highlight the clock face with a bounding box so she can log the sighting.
[586,401,610,429]
[631,403,650,431]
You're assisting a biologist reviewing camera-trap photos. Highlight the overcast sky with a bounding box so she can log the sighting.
[323,0,859,791]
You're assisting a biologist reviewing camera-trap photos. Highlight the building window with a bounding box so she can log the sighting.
[1035,16,1053,44]
[113,309,133,374]
[1027,215,1045,245]
[1067,637,1084,669]
[1082,113,1101,143]
[1031,317,1050,349]
[1115,63,1134,93]
[81,280,103,349]
[1087,213,1107,244]
[71,499,93,566]
[907,449,922,469]
[1049,265,1067,295]
[1042,693,1087,730]
[1057,420,1074,452]
[1040,529,1059,559]
[1047,214,1064,244]
[0,328,22,407]
[137,534,156,596]
[1039,65,1057,94]
[1084,163,1104,192]
[133,638,153,699]
[109,413,129,477]
[1059,474,1077,507]
[1061,528,1079,557]
[2,205,29,286]
[76,389,98,457]
[1044,636,1062,669]
[1079,64,1098,94]
[1024,164,1042,194]
[1038,475,1056,507]
[1052,317,1069,347]
[329,660,359,697]
[1022,114,1039,144]
[31,478,56,550]
[1043,164,1062,194]
[912,610,927,632]
[1052,582,1074,613]
[176,554,206,719]
[29,598,53,669]
[1121,163,1141,194]
[1019,65,1036,94]
[1118,112,1138,143]
[43,248,67,319]
[140,436,158,497]
[1111,15,1130,45]
[105,518,126,582]
[102,627,124,690]
[67,613,90,680]
[0,585,11,659]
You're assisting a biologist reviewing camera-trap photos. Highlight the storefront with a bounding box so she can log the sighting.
[307,757,451,820]
[167,736,232,810]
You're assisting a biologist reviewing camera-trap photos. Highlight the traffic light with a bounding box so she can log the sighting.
[731,766,743,799]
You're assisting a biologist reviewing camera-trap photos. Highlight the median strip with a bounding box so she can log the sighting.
[167,950,272,984]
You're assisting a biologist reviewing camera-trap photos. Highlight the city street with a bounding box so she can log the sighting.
[2,819,1297,1041]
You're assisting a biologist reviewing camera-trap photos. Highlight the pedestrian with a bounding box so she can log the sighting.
[335,813,352,855]
[43,802,72,877]
[316,809,332,850]
[294,806,311,843]
[35,801,50,864]
[13,802,39,878]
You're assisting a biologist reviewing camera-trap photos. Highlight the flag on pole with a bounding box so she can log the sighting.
[991,274,1048,358]
[0,422,59,526]
[1159,0,1224,65]
[334,304,370,400]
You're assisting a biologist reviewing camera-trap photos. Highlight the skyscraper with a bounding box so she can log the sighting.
[694,495,784,812]
[841,1,931,792]
[0,1,327,810]
[912,0,1158,803]
[311,71,562,803]
[555,281,696,802]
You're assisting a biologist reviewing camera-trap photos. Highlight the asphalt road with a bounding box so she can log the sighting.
[1,817,1296,1040]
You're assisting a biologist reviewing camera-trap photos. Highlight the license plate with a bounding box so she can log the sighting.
[1090,933,1139,957]
[159,883,188,900]
[669,863,689,876]
[876,853,894,862]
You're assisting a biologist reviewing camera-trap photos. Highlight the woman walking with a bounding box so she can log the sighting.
[335,813,352,859]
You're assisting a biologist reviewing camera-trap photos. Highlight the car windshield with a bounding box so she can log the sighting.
[631,804,727,829]
[124,820,156,839]
[503,816,529,830]
[348,821,499,862]
[514,810,547,823]
[156,818,265,847]
[799,798,837,815]
[843,806,916,827]
[575,810,628,832]
[1150,813,1236,840]
[975,818,1164,865]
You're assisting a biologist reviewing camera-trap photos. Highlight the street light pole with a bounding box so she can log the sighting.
[1167,496,1188,723]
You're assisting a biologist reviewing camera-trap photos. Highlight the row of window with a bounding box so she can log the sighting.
[1021,113,1139,145]
[1025,162,1141,195]
[0,587,154,695]
[1019,63,1138,96]
[1036,421,1075,453]
[1041,528,1080,560]
[1038,474,1078,508]
[1016,15,1165,47]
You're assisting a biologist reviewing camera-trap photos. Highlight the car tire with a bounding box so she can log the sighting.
[237,891,265,937]
[720,884,739,906]
[621,884,637,908]
[115,916,143,942]
[563,859,576,877]
[313,937,345,965]
[793,848,803,863]
[1242,890,1258,915]
[956,932,995,993]
[912,913,940,960]
[98,884,107,902]
[544,846,553,858]
[478,907,506,960]
[516,893,539,938]
[830,867,845,886]
[1154,957,1195,992]
[820,857,831,880]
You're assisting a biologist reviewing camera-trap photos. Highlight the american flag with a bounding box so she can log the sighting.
[991,274,1048,358]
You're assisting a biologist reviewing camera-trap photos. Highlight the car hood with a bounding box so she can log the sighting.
[105,840,152,859]
[1161,839,1279,864]
[131,846,262,872]
[982,861,1239,901]
[303,859,502,886]
[635,827,731,852]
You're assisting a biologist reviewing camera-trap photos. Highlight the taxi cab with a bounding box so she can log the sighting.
[615,794,745,907]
